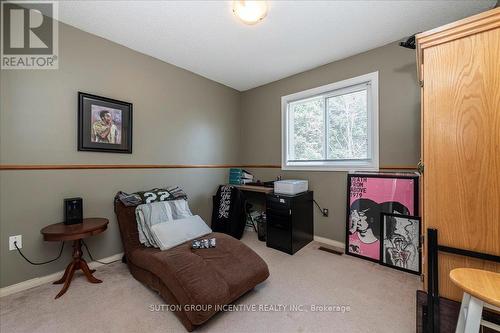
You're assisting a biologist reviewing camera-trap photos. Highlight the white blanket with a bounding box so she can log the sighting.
[135,200,193,247]
[151,215,212,250]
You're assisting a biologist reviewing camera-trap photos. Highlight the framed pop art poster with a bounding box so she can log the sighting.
[380,213,421,275]
[345,173,419,262]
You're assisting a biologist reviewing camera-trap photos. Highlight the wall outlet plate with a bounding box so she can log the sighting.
[322,208,329,217]
[9,235,22,251]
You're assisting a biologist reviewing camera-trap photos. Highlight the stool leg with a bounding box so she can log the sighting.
[464,296,483,333]
[456,293,471,333]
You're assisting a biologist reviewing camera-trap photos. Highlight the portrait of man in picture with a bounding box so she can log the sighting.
[91,105,122,144]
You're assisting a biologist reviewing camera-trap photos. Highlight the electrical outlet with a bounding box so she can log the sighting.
[322,208,329,217]
[9,235,22,251]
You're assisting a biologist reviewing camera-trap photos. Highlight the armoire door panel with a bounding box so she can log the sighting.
[422,27,500,301]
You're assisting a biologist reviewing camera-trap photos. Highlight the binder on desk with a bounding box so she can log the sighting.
[229,168,254,185]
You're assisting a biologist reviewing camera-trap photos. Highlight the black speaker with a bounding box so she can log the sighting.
[64,197,83,225]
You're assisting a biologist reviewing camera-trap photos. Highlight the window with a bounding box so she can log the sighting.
[282,72,379,171]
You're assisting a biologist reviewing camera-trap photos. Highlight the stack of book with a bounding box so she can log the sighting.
[229,168,254,185]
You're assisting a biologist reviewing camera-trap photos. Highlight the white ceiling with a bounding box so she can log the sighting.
[57,1,496,91]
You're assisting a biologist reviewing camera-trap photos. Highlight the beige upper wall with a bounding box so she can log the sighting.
[240,41,420,167]
[0,23,240,165]
[239,41,420,243]
[0,22,240,288]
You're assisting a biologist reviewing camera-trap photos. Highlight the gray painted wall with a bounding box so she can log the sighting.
[0,23,240,288]
[240,41,420,243]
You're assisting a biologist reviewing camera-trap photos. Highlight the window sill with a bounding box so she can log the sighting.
[282,163,379,172]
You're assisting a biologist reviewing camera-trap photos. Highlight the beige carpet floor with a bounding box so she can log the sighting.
[0,232,420,333]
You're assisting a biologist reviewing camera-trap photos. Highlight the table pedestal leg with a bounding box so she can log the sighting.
[53,239,102,299]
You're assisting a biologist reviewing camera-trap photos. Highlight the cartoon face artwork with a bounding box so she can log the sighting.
[350,210,368,232]
[348,198,381,259]
[349,199,380,237]
[381,214,420,273]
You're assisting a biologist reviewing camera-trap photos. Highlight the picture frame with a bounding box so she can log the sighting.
[380,213,421,275]
[78,92,133,153]
[345,173,419,263]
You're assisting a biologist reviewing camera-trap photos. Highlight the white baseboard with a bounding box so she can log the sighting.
[313,236,345,250]
[0,252,123,298]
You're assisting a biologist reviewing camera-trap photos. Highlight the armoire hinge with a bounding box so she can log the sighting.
[417,161,424,174]
[419,64,424,87]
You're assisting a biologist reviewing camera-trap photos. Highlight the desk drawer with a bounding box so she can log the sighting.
[267,195,290,208]
[267,213,290,229]
[267,221,292,254]
[267,198,290,218]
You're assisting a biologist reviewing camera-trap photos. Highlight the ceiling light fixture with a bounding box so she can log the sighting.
[232,1,268,25]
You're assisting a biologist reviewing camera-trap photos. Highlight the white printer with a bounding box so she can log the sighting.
[274,179,308,195]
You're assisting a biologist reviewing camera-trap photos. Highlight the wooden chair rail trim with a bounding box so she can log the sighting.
[0,164,417,171]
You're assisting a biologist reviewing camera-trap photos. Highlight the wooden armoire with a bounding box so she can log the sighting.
[416,7,500,302]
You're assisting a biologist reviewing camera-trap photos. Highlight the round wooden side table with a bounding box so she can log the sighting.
[41,218,109,299]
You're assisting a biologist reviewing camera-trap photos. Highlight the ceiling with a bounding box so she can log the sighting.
[56,1,496,91]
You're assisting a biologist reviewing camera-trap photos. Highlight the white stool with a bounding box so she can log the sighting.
[450,268,500,333]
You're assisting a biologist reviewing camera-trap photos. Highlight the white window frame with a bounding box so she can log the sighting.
[281,71,379,171]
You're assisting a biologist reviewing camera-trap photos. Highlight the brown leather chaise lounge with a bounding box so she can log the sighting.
[114,197,270,331]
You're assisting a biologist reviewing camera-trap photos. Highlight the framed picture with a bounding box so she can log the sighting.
[380,213,421,275]
[78,92,132,153]
[345,173,419,262]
